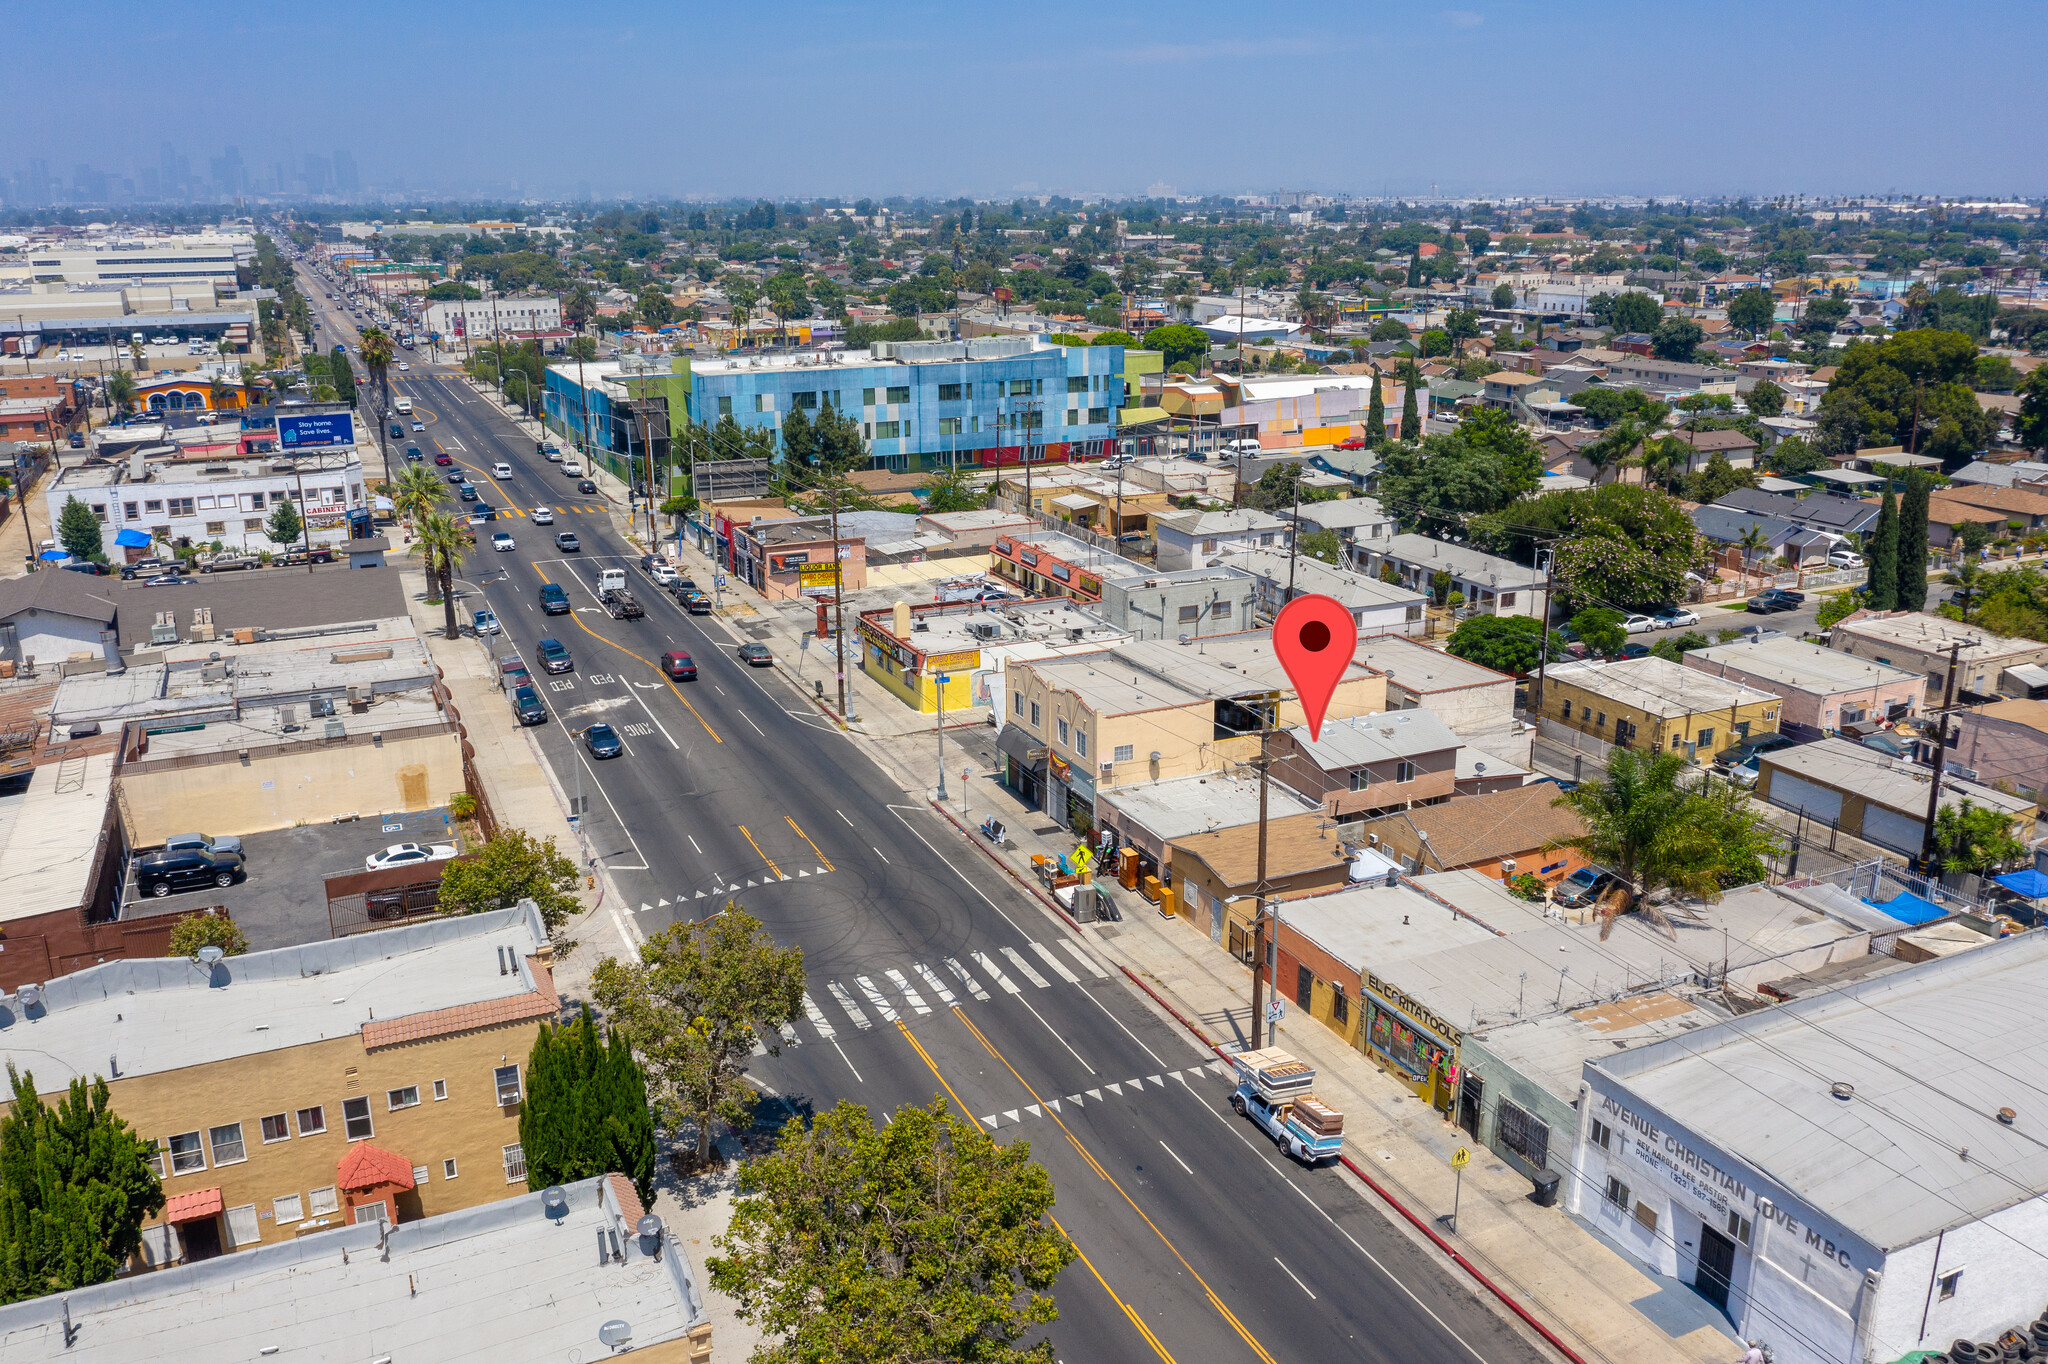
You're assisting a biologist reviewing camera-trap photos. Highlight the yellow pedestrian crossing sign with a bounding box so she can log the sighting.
[1451,1146,1470,1169]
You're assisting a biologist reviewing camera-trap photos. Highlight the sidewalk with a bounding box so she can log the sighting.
[919,786,1741,1364]
[398,566,617,1000]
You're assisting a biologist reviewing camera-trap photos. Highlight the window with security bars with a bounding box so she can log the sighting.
[1295,965,1313,1009]
[1495,1100,1549,1169]
[503,1143,528,1182]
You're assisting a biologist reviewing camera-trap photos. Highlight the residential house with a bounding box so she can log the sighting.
[1268,709,1462,819]
[0,904,553,1271]
[1152,508,1291,571]
[0,569,118,669]
[1683,637,1922,735]
[1354,633,1529,766]
[1544,655,1782,759]
[1755,737,2037,857]
[1947,459,2048,491]
[1598,357,1740,394]
[1480,370,1555,418]
[1928,482,2048,535]
[1538,429,1642,487]
[1352,784,1589,885]
[1097,566,1260,643]
[1280,497,1396,568]
[1829,612,2048,703]
[1228,546,1427,638]
[1359,535,1549,620]
[1665,427,1757,472]
[1943,699,2048,801]
[1689,505,1834,568]
[1710,487,1880,540]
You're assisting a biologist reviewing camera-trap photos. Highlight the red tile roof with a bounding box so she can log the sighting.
[360,957,559,1050]
[337,1142,417,1192]
[164,1186,224,1222]
[608,1173,645,1227]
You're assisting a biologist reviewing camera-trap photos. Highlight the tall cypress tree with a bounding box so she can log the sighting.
[1400,378,1420,442]
[1865,487,1900,611]
[518,1006,654,1203]
[1894,474,1931,613]
[602,1027,657,1206]
[1365,378,1386,446]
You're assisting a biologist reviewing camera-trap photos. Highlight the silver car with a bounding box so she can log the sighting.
[163,831,244,856]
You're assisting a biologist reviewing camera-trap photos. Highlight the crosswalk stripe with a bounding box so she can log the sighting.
[1058,939,1111,979]
[802,992,836,1040]
[884,968,929,1016]
[914,963,956,1006]
[974,950,1020,995]
[1001,945,1051,989]
[945,957,990,1001]
[1029,941,1081,985]
[855,975,898,1022]
[778,1021,800,1045]
[826,981,870,1030]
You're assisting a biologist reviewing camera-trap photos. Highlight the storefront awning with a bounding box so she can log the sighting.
[164,1186,224,1223]
[995,723,1045,769]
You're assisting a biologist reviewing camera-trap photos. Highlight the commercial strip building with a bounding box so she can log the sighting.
[0,232,253,289]
[421,294,563,343]
[855,596,1127,713]
[1683,637,1923,735]
[1754,737,2037,857]
[0,904,553,1270]
[44,445,370,555]
[987,529,1147,605]
[1096,565,1261,643]
[1544,655,1781,758]
[1828,611,2048,704]
[1095,770,1319,897]
[0,1172,712,1364]
[1570,932,2048,1364]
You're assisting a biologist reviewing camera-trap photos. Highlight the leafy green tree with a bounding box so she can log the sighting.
[1365,377,1385,446]
[1445,308,1482,342]
[424,281,483,301]
[1298,528,1342,565]
[411,508,470,639]
[562,283,595,331]
[1417,328,1452,358]
[921,464,985,513]
[1140,323,1209,370]
[1727,289,1775,338]
[327,352,357,405]
[710,1099,1073,1364]
[1575,387,1667,429]
[1465,228,1492,256]
[1865,488,1899,611]
[1746,380,1785,417]
[1461,406,1543,496]
[1817,328,1991,461]
[263,496,304,548]
[437,827,581,941]
[1445,615,1558,674]
[1376,434,1512,534]
[1603,291,1663,334]
[1764,435,1827,475]
[166,912,249,959]
[0,1064,164,1303]
[1490,282,1515,309]
[591,905,805,1163]
[636,286,674,329]
[1569,607,1628,659]
[1895,474,1932,612]
[58,496,104,562]
[2018,366,2048,453]
[519,1005,657,1206]
[1553,748,1784,904]
[1484,484,1704,612]
[1651,317,1704,362]
[1931,799,2027,874]
[1816,590,1862,629]
[1371,318,1411,341]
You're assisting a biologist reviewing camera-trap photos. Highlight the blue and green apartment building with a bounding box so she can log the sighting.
[544,336,1124,483]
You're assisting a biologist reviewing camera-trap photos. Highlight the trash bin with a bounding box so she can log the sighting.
[1531,1170,1561,1207]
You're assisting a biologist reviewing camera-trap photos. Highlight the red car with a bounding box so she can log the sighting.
[661,650,697,681]
[1335,436,1367,450]
[434,452,453,465]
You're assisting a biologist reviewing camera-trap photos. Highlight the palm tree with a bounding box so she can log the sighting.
[1942,556,1984,618]
[391,464,447,533]
[359,326,396,489]
[412,509,471,640]
[1552,748,1782,916]
[105,370,136,416]
[1737,525,1770,585]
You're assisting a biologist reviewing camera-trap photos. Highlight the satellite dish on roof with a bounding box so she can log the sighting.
[599,1320,633,1348]
[197,946,225,966]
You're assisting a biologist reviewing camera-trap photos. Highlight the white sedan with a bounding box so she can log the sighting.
[1621,614,1659,634]
[397,362,410,371]
[531,506,555,524]
[364,842,458,872]
[492,531,515,552]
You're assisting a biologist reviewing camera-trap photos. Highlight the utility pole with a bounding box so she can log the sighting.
[1245,719,1273,1052]
[1920,638,1973,868]
[1532,546,1556,719]
[828,477,849,720]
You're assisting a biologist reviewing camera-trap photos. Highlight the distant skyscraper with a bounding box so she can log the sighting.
[333,150,359,194]
[27,159,52,206]
[303,154,331,195]
[159,141,179,196]
[210,145,246,199]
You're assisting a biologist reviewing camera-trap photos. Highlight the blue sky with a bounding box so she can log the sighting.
[16,1,2047,201]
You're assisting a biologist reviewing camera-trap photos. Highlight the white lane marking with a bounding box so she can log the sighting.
[1274,1257,1317,1301]
[871,845,890,864]
[1030,940,1081,985]
[1159,1141,1194,1175]
[883,968,929,1016]
[1002,945,1052,989]
[837,809,854,826]
[914,962,956,1006]
[573,750,649,869]
[945,956,990,1001]
[855,975,898,1023]
[833,1041,863,1082]
[777,1021,800,1045]
[1059,938,1111,979]
[801,992,836,1040]
[739,710,765,736]
[826,981,870,1030]
[974,950,1020,995]
[687,835,703,855]
[608,910,640,956]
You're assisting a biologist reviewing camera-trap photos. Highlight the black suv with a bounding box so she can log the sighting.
[510,683,547,725]
[1747,588,1806,615]
[135,848,245,897]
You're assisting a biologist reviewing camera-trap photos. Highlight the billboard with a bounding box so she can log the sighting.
[276,411,356,451]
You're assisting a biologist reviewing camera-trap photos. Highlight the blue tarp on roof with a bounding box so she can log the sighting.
[1995,869,2048,899]
[1863,891,1947,926]
[113,527,152,548]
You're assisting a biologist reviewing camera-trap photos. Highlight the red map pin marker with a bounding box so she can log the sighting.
[1273,594,1358,743]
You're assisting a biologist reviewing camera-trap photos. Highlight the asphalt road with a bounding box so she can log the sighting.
[292,269,1557,1364]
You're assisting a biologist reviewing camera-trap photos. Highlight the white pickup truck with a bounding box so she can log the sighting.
[1231,1048,1344,1164]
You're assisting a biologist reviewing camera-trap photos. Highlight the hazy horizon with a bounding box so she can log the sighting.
[11,0,2047,204]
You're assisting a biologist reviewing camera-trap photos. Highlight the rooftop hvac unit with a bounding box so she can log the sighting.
[323,719,346,740]
[151,612,178,646]
[309,694,336,718]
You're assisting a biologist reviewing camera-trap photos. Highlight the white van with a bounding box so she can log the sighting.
[560,458,584,477]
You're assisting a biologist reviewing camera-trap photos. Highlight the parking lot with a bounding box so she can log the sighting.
[119,807,461,950]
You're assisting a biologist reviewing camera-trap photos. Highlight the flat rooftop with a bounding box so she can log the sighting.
[868,598,1125,653]
[1593,931,2048,1248]
[0,1173,708,1363]
[1832,611,2043,661]
[51,449,363,490]
[0,904,550,1094]
[111,570,408,650]
[1355,635,1514,694]
[1684,636,1922,693]
[1547,655,1779,719]
[1100,770,1317,842]
[1761,737,2036,818]
[0,751,115,924]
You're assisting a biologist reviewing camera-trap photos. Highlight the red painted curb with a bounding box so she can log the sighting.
[1109,959,1590,1364]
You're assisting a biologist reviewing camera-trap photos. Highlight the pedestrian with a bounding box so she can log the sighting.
[1741,1342,1766,1364]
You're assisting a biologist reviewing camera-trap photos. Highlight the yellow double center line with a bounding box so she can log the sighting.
[785,815,832,870]
[737,824,782,879]
[897,1009,1279,1364]
[529,565,721,742]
